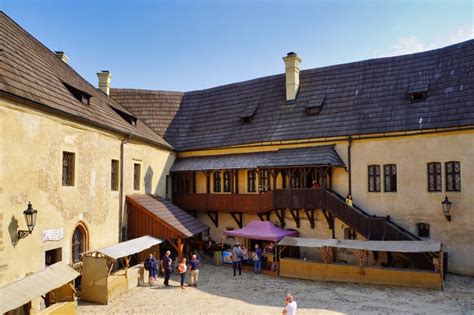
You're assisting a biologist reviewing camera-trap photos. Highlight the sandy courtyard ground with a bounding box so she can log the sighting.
[78,263,474,315]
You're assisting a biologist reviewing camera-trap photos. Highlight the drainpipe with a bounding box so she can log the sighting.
[119,133,132,242]
[347,136,352,195]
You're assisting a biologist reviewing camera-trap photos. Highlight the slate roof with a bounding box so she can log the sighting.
[171,145,344,171]
[126,194,209,237]
[0,12,172,149]
[112,40,474,152]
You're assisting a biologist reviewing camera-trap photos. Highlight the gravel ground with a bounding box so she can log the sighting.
[78,263,474,315]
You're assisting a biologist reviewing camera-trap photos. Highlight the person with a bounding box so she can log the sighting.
[189,254,200,287]
[253,244,262,274]
[282,293,297,315]
[177,257,187,289]
[144,253,158,284]
[311,180,320,189]
[241,245,249,264]
[231,242,243,276]
[161,250,172,286]
[345,194,353,207]
[265,242,275,253]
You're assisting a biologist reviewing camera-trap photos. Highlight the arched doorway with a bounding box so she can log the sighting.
[72,222,88,289]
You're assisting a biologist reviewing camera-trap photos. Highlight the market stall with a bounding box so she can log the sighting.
[0,262,79,314]
[222,221,298,272]
[277,237,444,289]
[81,235,162,304]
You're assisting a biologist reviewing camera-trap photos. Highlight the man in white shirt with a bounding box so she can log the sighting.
[282,293,297,315]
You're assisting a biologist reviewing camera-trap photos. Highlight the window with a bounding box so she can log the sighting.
[248,170,256,192]
[133,163,141,190]
[408,81,428,102]
[63,82,91,105]
[368,165,381,192]
[45,248,62,266]
[417,223,430,238]
[72,225,87,263]
[260,170,269,192]
[384,164,397,192]
[62,152,75,186]
[445,161,461,192]
[344,228,357,240]
[213,172,221,192]
[427,162,441,192]
[111,160,119,191]
[223,171,231,193]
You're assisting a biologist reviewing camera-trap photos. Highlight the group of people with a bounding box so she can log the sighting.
[231,242,263,276]
[144,251,200,289]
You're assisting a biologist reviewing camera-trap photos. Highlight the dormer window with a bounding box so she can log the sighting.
[110,106,138,126]
[240,103,259,124]
[408,81,429,102]
[305,94,326,115]
[63,82,91,105]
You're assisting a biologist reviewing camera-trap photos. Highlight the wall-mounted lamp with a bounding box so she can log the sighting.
[17,202,38,239]
[441,196,452,222]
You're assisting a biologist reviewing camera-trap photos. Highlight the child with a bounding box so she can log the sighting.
[177,257,187,289]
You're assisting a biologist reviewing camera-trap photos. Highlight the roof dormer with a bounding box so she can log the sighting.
[408,80,429,102]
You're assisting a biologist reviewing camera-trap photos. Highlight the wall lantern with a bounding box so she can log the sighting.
[441,196,452,222]
[17,202,38,239]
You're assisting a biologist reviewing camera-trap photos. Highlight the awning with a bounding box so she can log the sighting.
[85,235,163,260]
[171,145,345,172]
[277,237,442,253]
[126,194,209,238]
[223,221,299,242]
[0,262,79,313]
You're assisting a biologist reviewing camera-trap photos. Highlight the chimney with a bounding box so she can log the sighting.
[54,51,69,64]
[97,70,112,96]
[282,52,302,101]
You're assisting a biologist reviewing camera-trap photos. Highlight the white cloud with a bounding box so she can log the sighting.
[381,25,473,57]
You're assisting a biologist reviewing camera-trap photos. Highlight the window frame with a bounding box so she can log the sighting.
[213,171,221,193]
[445,161,461,192]
[62,151,75,187]
[223,171,231,193]
[427,162,442,192]
[247,170,256,193]
[111,159,119,191]
[383,164,397,192]
[367,165,381,192]
[133,163,141,191]
[416,223,430,238]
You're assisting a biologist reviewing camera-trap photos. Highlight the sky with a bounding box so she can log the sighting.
[1,0,473,91]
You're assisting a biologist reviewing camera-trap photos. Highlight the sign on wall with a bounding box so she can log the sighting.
[41,227,64,242]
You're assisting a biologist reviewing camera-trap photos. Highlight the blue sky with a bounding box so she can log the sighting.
[1,0,473,91]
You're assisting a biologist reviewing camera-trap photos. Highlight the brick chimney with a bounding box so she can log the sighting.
[54,51,69,64]
[282,52,302,101]
[97,70,112,96]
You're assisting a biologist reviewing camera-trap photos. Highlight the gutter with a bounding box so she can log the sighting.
[119,133,132,242]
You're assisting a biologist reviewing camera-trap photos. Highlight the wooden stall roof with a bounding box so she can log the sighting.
[171,145,344,172]
[83,235,163,259]
[0,262,79,314]
[126,194,209,238]
[278,237,442,253]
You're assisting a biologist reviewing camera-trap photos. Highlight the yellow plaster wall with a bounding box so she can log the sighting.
[0,98,174,287]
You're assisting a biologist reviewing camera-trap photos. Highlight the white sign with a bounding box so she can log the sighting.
[42,227,64,242]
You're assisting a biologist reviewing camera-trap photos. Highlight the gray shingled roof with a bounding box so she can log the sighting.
[0,13,172,150]
[171,145,344,171]
[112,40,474,152]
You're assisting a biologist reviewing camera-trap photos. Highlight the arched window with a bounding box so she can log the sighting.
[72,223,88,263]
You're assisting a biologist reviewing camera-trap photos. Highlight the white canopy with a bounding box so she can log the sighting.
[278,237,442,253]
[0,262,79,313]
[86,235,163,259]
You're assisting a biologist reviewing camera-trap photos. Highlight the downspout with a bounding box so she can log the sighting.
[119,133,132,242]
[347,136,352,195]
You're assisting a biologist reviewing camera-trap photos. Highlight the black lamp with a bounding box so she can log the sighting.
[17,202,38,239]
[441,196,452,222]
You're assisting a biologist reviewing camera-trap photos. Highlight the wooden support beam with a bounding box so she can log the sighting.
[177,238,184,259]
[321,209,334,230]
[274,209,285,228]
[304,209,315,229]
[257,210,272,222]
[289,209,300,228]
[230,212,243,228]
[206,211,219,228]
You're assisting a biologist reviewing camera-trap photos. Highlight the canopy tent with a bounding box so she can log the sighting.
[223,221,299,242]
[0,262,79,314]
[277,237,442,253]
[84,235,163,259]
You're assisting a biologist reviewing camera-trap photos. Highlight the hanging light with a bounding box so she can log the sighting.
[441,196,452,222]
[18,202,38,239]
